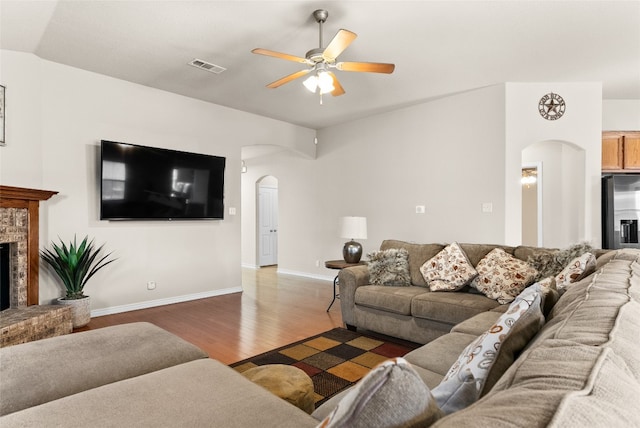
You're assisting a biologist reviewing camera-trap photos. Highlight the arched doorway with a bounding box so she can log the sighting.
[522,140,585,248]
[257,175,278,266]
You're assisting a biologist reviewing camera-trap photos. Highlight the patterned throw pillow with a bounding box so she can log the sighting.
[470,248,538,304]
[367,248,411,286]
[317,358,443,428]
[431,284,545,414]
[554,252,596,292]
[420,242,478,291]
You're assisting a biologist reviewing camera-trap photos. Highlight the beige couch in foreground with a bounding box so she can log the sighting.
[1,249,638,427]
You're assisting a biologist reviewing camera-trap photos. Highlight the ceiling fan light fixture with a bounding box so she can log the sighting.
[303,70,334,94]
[317,70,335,94]
[303,74,318,92]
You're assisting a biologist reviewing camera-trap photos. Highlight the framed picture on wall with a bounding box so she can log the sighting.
[0,85,5,146]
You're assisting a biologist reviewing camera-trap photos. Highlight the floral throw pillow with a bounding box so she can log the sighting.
[420,242,478,291]
[367,248,411,286]
[554,252,596,293]
[431,284,545,414]
[470,248,538,304]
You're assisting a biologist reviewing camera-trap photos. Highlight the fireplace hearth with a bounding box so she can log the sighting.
[0,185,73,347]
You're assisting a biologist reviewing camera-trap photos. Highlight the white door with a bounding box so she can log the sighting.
[258,186,278,266]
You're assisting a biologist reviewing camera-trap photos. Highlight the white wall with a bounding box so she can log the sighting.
[0,52,44,188]
[505,83,602,247]
[603,100,640,130]
[241,85,507,277]
[0,50,315,314]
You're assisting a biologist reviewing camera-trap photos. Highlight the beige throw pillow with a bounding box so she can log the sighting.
[432,284,545,414]
[317,358,443,428]
[470,248,538,304]
[420,242,478,291]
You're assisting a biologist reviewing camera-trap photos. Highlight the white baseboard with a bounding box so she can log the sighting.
[241,263,258,269]
[90,286,243,317]
[276,268,334,282]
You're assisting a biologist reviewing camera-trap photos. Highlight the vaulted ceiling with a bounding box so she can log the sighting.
[2,1,639,130]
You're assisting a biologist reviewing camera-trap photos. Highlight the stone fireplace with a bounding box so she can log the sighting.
[0,185,73,347]
[1,208,29,309]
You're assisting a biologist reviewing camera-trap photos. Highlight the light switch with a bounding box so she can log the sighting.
[229,207,237,215]
[415,205,425,214]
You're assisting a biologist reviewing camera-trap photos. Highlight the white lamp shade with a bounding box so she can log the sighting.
[340,216,367,240]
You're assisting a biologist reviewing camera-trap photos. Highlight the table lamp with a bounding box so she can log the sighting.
[340,216,367,263]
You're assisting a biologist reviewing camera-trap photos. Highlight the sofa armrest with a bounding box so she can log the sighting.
[338,265,370,327]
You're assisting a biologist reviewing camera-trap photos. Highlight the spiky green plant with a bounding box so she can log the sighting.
[41,236,116,300]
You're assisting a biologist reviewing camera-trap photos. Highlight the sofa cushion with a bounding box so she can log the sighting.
[420,242,478,291]
[0,322,208,416]
[450,311,501,336]
[316,358,443,428]
[513,245,556,263]
[354,286,428,315]
[380,240,445,287]
[411,292,500,325]
[431,284,545,414]
[470,248,537,304]
[403,332,478,376]
[458,243,515,267]
[366,248,411,286]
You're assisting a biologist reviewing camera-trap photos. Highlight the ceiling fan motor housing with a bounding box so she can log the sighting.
[306,48,328,63]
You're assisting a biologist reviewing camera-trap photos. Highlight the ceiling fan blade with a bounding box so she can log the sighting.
[252,48,310,64]
[328,72,345,96]
[266,69,311,89]
[337,62,395,74]
[322,29,357,62]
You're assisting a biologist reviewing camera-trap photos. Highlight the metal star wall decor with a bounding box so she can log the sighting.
[538,92,566,120]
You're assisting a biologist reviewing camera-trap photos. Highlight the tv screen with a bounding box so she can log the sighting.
[100,140,225,220]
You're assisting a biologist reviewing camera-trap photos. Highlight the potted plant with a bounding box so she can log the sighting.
[41,235,116,328]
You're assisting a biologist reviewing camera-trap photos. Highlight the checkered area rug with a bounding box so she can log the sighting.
[230,328,420,408]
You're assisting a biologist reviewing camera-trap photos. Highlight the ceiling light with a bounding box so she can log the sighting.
[303,70,334,94]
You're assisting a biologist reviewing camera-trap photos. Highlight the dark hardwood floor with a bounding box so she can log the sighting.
[76,266,343,364]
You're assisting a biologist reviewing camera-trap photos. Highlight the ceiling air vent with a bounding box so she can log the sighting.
[188,58,226,74]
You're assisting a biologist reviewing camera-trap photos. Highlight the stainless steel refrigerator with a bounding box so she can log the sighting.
[602,174,640,249]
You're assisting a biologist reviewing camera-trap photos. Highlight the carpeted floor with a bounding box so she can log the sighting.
[230,327,421,408]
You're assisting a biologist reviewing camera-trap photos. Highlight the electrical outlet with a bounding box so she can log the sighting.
[415,205,425,214]
[147,281,156,290]
[482,202,493,213]
[315,260,320,267]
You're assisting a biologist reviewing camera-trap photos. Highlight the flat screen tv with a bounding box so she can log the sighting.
[100,140,225,220]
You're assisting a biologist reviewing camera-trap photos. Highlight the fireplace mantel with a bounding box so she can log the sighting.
[0,185,58,305]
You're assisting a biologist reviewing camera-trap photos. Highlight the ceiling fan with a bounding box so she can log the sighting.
[251,9,395,99]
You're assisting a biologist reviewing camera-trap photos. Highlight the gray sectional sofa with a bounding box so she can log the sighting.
[1,246,638,427]
[338,240,610,344]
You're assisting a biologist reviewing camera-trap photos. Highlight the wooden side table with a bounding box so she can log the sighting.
[324,260,366,312]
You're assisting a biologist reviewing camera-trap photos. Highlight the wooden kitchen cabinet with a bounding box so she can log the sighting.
[602,132,640,172]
